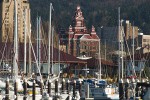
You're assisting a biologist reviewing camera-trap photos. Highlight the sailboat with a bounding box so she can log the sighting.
[47,3,61,81]
[11,0,23,91]
[0,0,23,98]
[0,4,24,97]
[79,39,119,99]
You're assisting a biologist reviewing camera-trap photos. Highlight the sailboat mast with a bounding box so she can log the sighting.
[29,22,32,76]
[132,24,135,76]
[48,3,52,75]
[58,39,60,73]
[121,20,124,79]
[51,27,54,75]
[118,7,121,81]
[39,17,41,72]
[98,39,101,80]
[36,16,39,73]
[24,9,27,74]
[28,9,32,76]
[36,16,41,73]
[104,39,106,60]
[13,0,18,79]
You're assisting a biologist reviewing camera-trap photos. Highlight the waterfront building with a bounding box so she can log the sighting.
[0,0,31,43]
[67,6,100,57]
[138,34,150,53]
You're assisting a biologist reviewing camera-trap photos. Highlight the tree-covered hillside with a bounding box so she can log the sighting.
[29,0,150,34]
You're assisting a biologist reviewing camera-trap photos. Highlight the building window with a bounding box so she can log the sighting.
[5,0,9,3]
[5,9,9,12]
[84,45,86,49]
[93,46,96,49]
[143,39,146,42]
[5,24,9,27]
[5,5,9,8]
[5,20,7,23]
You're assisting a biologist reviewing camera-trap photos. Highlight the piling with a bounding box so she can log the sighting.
[66,94,71,100]
[125,79,129,100]
[135,79,140,97]
[93,80,96,87]
[61,78,65,93]
[86,83,89,98]
[140,79,145,98]
[66,80,70,94]
[14,79,18,100]
[119,79,124,100]
[32,80,36,100]
[48,80,51,96]
[55,79,58,95]
[40,80,43,95]
[5,78,9,100]
[23,79,27,100]
[73,80,76,99]
[79,81,82,94]
[140,86,145,99]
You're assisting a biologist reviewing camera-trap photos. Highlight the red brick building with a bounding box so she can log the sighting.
[68,6,100,57]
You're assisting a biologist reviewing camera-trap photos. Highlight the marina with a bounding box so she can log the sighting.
[0,0,150,100]
[0,77,150,100]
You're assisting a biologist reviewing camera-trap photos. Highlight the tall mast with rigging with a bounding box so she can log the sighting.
[118,7,121,81]
[36,16,39,73]
[98,39,101,80]
[24,9,27,74]
[121,20,124,79]
[132,23,136,77]
[13,0,18,79]
[48,3,52,76]
[51,27,54,75]
[36,16,41,74]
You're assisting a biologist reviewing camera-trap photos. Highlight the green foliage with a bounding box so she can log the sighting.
[29,0,150,34]
[79,74,84,78]
[144,66,150,79]
[87,74,93,78]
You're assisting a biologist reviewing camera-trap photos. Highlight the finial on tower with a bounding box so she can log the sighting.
[77,5,81,10]
[69,25,73,32]
[92,25,95,32]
